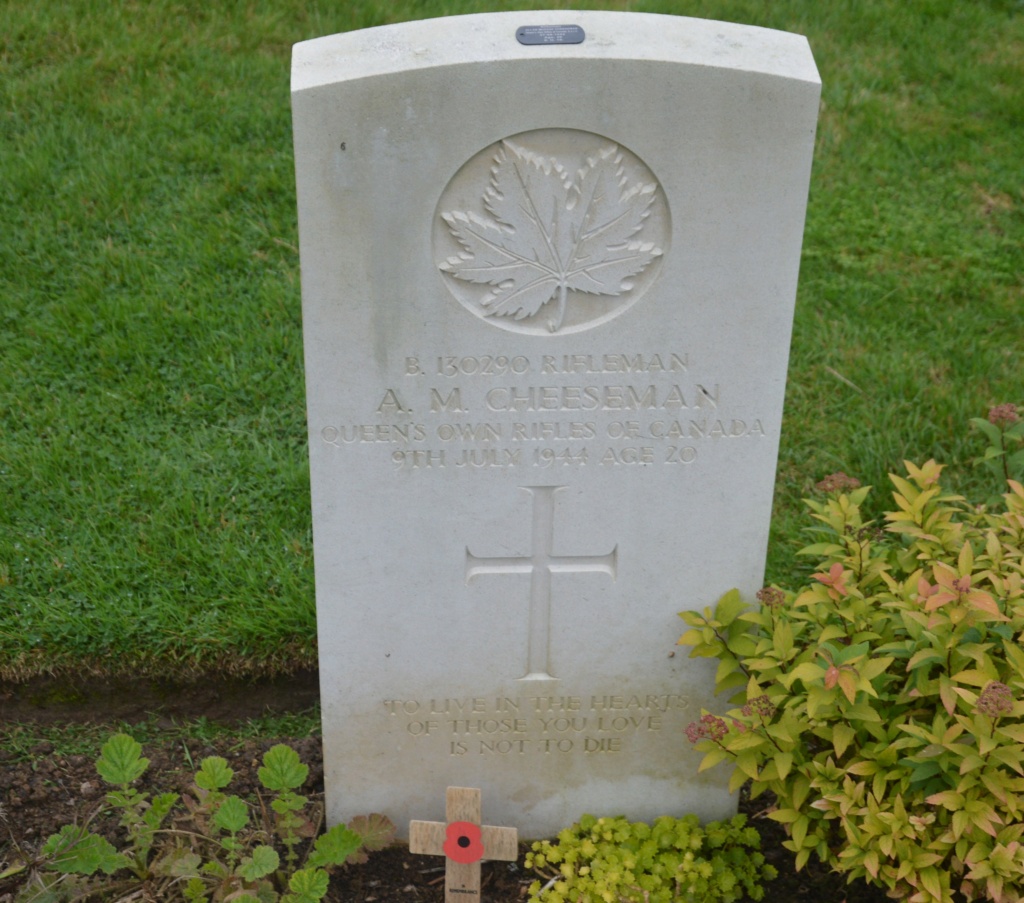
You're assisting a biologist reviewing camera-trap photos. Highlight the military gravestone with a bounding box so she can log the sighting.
[291,11,819,839]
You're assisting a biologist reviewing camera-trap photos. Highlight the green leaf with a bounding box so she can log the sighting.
[728,766,749,793]
[272,792,308,814]
[997,724,1024,743]
[143,792,179,829]
[96,733,148,785]
[697,746,732,773]
[954,668,999,687]
[184,877,208,902]
[196,756,234,791]
[845,703,881,723]
[773,620,794,659]
[787,662,826,686]
[791,774,811,811]
[806,686,830,719]
[871,769,889,801]
[971,418,1004,444]
[714,657,741,686]
[40,825,128,876]
[678,610,710,627]
[919,867,943,900]
[735,751,761,780]
[308,824,364,868]
[907,649,944,671]
[724,731,768,752]
[990,747,1024,775]
[859,657,894,681]
[791,816,810,849]
[958,542,974,576]
[837,670,858,704]
[678,628,705,646]
[863,849,880,879]
[817,625,850,644]
[283,867,330,903]
[832,723,856,758]
[688,642,724,659]
[259,744,309,791]
[958,753,985,774]
[213,796,250,834]
[1002,642,1024,677]
[926,790,964,810]
[203,859,231,879]
[908,760,943,784]
[152,848,202,878]
[775,751,794,780]
[714,589,747,625]
[834,642,869,665]
[238,845,280,881]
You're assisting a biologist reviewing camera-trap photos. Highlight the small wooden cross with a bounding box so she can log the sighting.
[409,786,519,903]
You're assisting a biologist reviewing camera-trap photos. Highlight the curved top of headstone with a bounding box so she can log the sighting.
[291,10,820,93]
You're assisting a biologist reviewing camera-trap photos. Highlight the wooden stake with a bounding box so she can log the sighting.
[409,787,518,903]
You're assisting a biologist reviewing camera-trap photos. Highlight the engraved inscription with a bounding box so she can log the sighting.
[435,130,670,335]
[383,693,689,757]
[318,350,769,472]
[465,486,616,681]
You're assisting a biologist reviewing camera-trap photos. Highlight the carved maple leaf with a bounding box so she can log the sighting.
[439,140,663,332]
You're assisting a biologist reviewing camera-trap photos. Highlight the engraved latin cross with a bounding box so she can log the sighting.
[465,485,617,680]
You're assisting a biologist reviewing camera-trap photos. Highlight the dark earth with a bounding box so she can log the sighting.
[0,673,893,902]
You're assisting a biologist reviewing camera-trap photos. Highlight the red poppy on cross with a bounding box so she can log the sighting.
[409,786,519,903]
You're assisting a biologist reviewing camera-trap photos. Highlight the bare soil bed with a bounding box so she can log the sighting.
[0,676,892,902]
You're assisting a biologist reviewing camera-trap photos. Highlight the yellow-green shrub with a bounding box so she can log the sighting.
[525,813,775,903]
[680,462,1024,903]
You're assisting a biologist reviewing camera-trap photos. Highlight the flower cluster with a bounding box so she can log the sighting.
[988,403,1020,427]
[756,587,785,609]
[815,472,861,493]
[741,695,777,720]
[686,713,728,744]
[976,681,1014,717]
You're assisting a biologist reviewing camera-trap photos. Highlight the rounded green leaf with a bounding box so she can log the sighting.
[308,824,363,868]
[96,733,148,785]
[213,795,249,834]
[41,825,128,876]
[196,755,234,791]
[258,744,309,791]
[238,844,280,880]
[284,866,330,903]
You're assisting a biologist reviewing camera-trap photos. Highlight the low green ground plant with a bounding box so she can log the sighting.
[12,734,394,903]
[525,813,775,903]
[679,412,1024,903]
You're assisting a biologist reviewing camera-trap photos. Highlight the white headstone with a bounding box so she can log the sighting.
[292,10,819,839]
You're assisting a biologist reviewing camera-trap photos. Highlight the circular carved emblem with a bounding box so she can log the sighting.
[434,129,670,335]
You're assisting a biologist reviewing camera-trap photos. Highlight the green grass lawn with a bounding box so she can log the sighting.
[1,0,1021,681]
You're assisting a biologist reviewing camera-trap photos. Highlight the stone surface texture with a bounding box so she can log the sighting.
[292,10,819,839]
